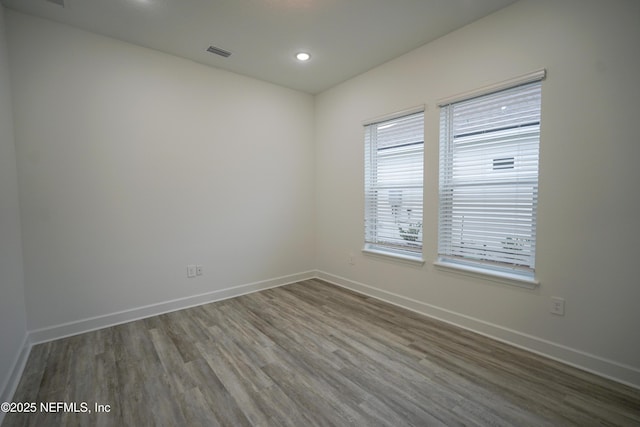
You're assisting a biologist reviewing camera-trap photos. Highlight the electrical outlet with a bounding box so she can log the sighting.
[550,297,565,316]
[187,265,197,278]
[196,265,203,276]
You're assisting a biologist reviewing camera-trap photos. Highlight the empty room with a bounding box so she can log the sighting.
[1,0,639,425]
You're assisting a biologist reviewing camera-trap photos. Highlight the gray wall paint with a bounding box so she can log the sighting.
[3,0,639,393]
[7,11,316,331]
[0,5,28,403]
[315,0,640,379]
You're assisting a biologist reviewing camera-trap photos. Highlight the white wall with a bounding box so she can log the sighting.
[4,0,640,392]
[6,11,316,332]
[315,0,640,386]
[0,5,28,406]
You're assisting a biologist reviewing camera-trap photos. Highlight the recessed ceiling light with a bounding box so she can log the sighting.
[295,52,311,61]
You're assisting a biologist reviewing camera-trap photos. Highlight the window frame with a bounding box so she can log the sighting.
[363,106,425,264]
[436,71,545,286]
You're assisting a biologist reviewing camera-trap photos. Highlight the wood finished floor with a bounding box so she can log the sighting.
[3,279,640,427]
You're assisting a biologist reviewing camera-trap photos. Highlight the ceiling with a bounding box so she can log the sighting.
[1,0,518,94]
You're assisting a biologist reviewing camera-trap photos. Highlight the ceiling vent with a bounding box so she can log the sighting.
[46,0,65,7]
[206,45,232,58]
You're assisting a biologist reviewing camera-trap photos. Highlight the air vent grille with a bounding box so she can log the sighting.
[206,45,232,58]
[493,157,515,170]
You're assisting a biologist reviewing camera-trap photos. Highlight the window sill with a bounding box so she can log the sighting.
[433,259,539,289]
[362,246,425,266]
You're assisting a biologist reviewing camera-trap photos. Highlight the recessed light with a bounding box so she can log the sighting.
[295,52,311,61]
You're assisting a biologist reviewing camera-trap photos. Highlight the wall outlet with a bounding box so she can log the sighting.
[187,264,197,278]
[196,265,203,276]
[550,297,565,316]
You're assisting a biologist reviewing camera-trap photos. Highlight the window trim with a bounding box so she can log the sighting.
[363,106,425,263]
[362,105,426,127]
[436,71,545,285]
[363,245,425,266]
[433,259,539,288]
[437,69,546,107]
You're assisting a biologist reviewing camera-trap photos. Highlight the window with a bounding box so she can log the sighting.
[364,109,424,260]
[438,76,543,282]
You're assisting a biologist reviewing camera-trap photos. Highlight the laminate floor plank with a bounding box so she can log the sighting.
[3,278,640,426]
[182,359,252,427]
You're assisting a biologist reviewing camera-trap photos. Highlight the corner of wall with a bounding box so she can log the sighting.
[0,3,31,412]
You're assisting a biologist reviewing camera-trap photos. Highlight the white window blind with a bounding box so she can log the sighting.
[438,80,542,277]
[364,110,424,257]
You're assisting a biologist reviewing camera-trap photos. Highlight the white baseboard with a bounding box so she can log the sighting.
[2,270,315,423]
[315,270,640,390]
[0,333,32,425]
[12,267,639,408]
[29,270,316,345]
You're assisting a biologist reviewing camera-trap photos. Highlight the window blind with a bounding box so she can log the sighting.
[365,110,424,256]
[438,81,542,276]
